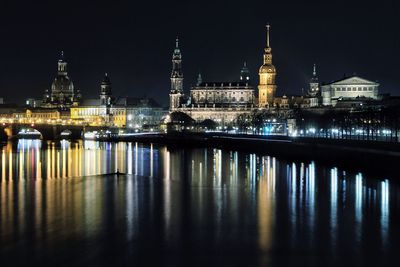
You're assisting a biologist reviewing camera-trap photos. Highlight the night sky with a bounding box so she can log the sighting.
[0,0,398,106]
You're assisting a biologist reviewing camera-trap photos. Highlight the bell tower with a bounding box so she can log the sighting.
[258,24,277,108]
[308,64,319,97]
[169,37,184,111]
[100,73,113,106]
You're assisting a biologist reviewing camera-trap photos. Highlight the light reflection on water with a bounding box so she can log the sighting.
[0,139,399,266]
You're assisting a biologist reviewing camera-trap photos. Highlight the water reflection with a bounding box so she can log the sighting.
[0,140,162,179]
[0,140,398,266]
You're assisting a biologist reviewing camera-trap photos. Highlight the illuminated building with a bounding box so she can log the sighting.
[123,98,165,129]
[169,39,256,124]
[71,74,164,128]
[258,24,277,108]
[321,75,380,106]
[190,81,255,108]
[42,52,81,108]
[71,74,123,127]
[12,108,60,123]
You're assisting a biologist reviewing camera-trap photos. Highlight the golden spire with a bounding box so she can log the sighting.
[266,23,270,48]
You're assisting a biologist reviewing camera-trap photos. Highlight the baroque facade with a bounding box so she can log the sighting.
[179,77,256,123]
[168,26,281,123]
[190,81,255,108]
[169,25,279,123]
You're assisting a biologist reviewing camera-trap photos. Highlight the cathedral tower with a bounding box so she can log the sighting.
[258,24,277,107]
[169,37,184,111]
[100,73,113,105]
[308,64,319,97]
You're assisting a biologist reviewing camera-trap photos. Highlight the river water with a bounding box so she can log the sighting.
[0,139,398,266]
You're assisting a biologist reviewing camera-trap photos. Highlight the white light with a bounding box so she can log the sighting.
[84,132,96,139]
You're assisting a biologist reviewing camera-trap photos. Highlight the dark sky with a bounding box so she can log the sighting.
[0,0,399,106]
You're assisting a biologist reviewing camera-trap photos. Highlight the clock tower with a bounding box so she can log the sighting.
[258,24,277,108]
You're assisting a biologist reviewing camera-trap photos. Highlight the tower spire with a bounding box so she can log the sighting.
[313,63,317,77]
[309,63,319,97]
[197,71,202,86]
[170,37,184,111]
[258,23,277,107]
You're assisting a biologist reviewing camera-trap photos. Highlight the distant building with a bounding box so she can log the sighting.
[190,81,255,108]
[13,108,61,122]
[43,52,81,108]
[306,64,321,107]
[181,78,255,123]
[26,98,42,108]
[321,76,379,106]
[168,38,257,124]
[71,74,164,128]
[0,104,19,120]
[118,97,165,129]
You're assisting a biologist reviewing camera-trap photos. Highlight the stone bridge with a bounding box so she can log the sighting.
[0,123,112,140]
